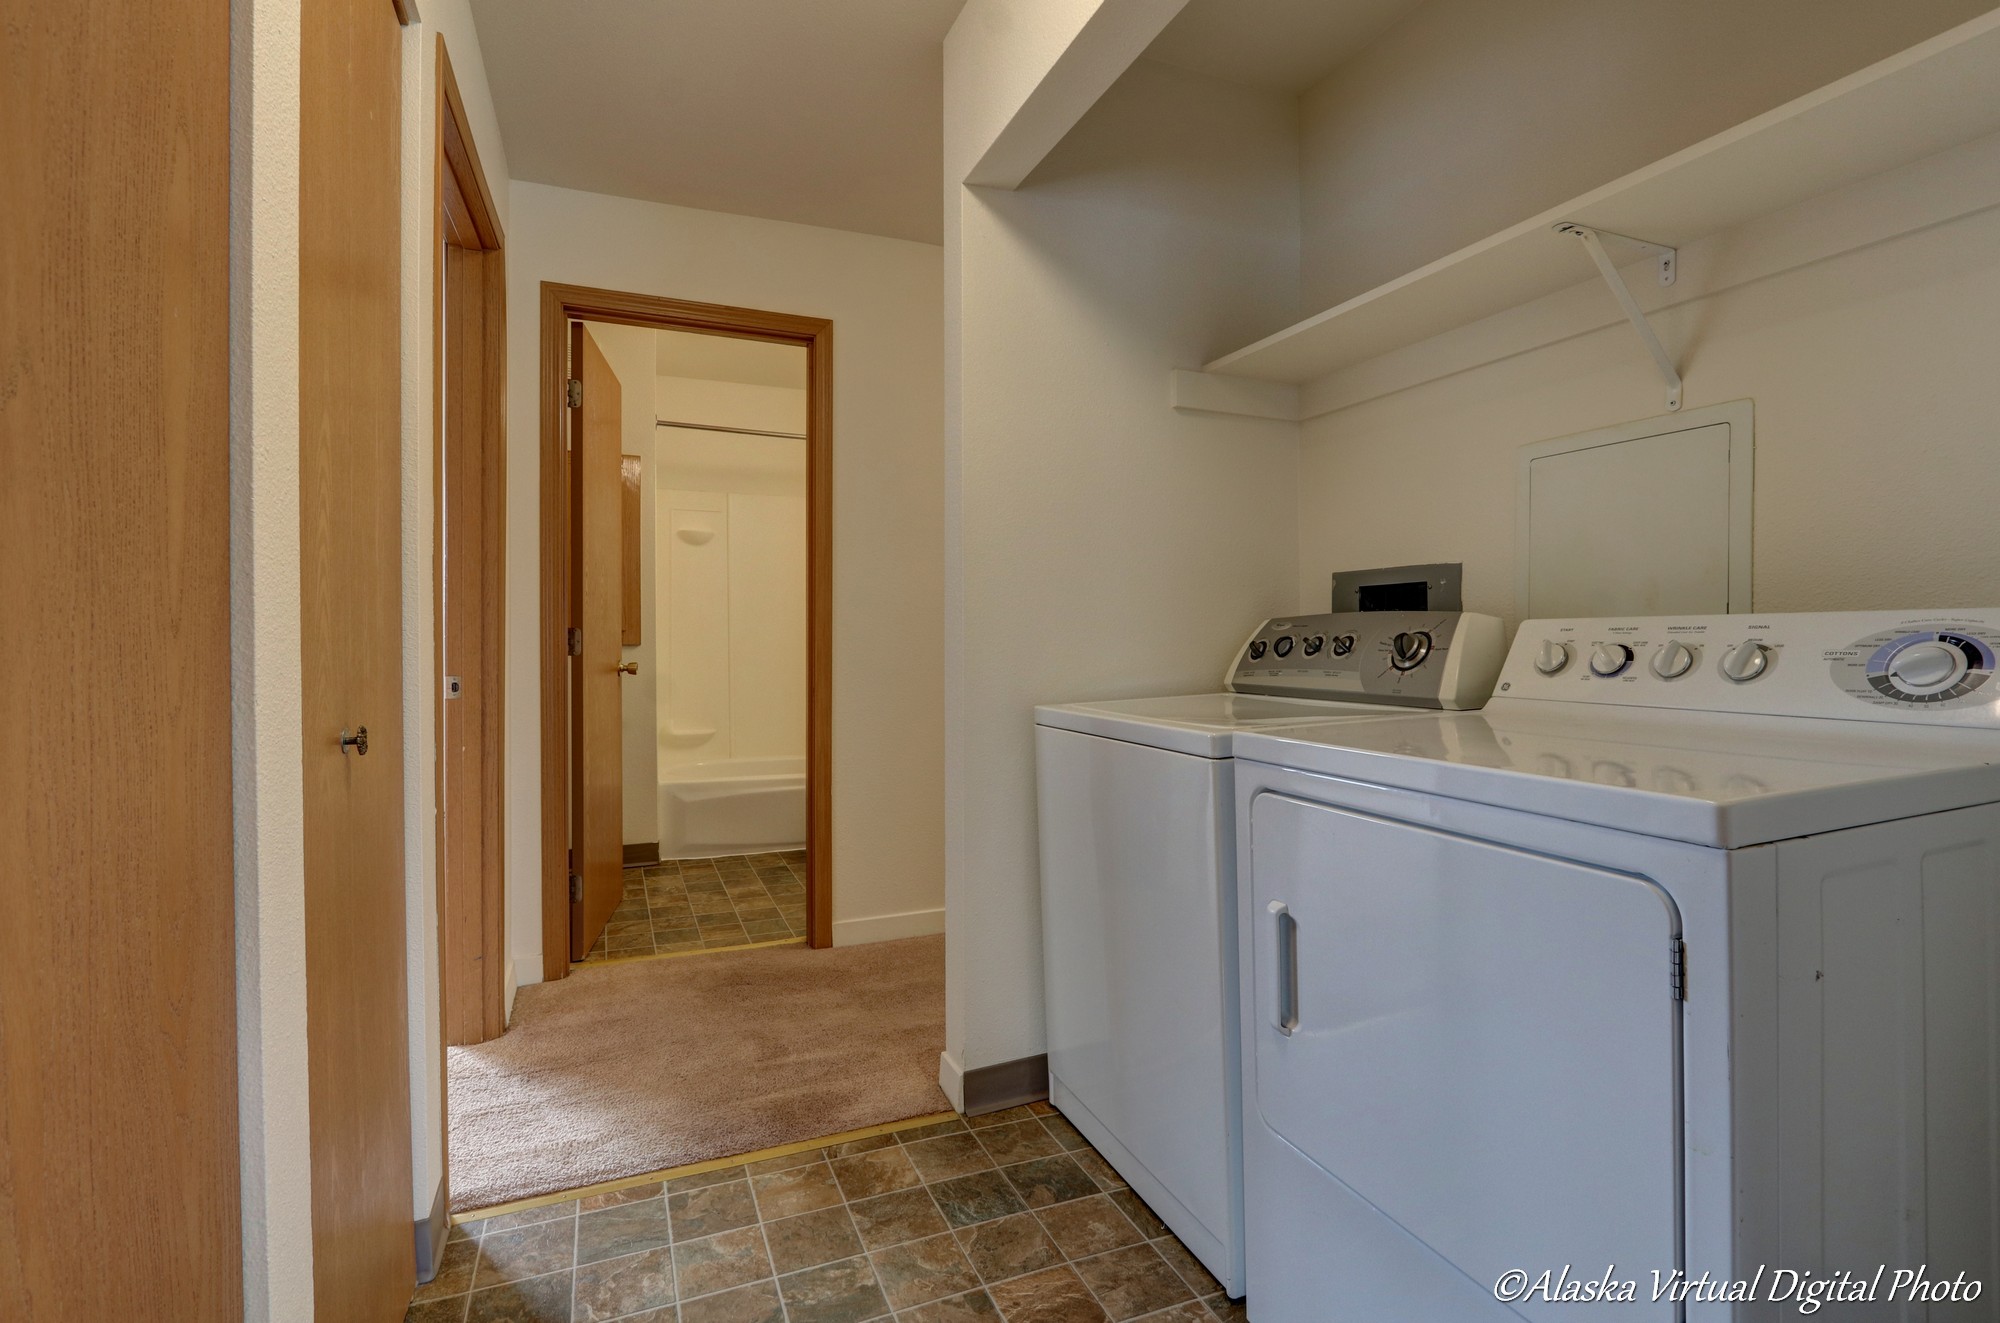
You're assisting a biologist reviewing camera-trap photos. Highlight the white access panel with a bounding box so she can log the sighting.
[1248,793,1683,1319]
[1517,401,1753,619]
[1035,726,1243,1288]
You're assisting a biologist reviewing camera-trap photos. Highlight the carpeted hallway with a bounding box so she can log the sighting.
[448,934,948,1211]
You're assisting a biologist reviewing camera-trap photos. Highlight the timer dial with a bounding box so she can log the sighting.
[1589,643,1634,677]
[1389,631,1432,671]
[1887,640,1967,692]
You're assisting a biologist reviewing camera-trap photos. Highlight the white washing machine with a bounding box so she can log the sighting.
[1035,607,1505,1295]
[1232,611,2000,1321]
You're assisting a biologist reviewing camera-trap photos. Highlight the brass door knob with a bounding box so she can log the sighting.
[617,662,639,676]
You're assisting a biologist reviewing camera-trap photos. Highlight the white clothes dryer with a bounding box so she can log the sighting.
[1232,611,2000,1320]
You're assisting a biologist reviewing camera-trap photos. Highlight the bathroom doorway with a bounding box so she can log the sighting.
[538,286,832,979]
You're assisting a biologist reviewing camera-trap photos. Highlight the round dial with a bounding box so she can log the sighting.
[1589,643,1634,677]
[1389,631,1432,671]
[1302,634,1325,657]
[1533,640,1570,675]
[1650,639,1695,679]
[1720,639,1771,683]
[1273,635,1295,658]
[1330,634,1354,656]
[1247,640,1267,661]
[1886,640,1967,692]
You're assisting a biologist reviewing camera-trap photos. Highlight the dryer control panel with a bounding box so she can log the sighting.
[1228,611,1506,710]
[1497,610,2000,726]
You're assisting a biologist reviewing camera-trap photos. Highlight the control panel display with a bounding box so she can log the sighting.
[1830,627,1996,708]
[1229,610,1505,711]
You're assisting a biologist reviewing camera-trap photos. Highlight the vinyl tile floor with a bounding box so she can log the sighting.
[583,852,810,964]
[407,1104,1246,1323]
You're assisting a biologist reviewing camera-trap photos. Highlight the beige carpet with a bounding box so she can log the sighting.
[447,935,948,1211]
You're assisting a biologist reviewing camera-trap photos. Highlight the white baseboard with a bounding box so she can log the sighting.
[831,906,945,947]
[937,1050,966,1113]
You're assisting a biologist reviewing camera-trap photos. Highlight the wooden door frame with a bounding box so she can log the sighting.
[433,33,507,1048]
[539,283,833,979]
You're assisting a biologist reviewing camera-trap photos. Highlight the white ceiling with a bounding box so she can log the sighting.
[1143,0,1428,94]
[474,0,967,246]
[655,329,807,390]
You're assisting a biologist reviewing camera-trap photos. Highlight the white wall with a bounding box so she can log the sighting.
[1297,0,1992,310]
[234,0,512,1313]
[504,184,947,973]
[940,53,1301,1091]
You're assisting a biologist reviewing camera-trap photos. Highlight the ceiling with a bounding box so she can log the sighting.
[1143,0,1428,94]
[474,0,967,245]
[655,329,807,390]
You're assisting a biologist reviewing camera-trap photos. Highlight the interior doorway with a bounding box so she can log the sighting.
[540,286,834,979]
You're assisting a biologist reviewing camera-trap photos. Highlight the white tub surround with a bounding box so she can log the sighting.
[658,755,806,859]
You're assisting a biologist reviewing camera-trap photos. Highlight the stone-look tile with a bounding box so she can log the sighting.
[413,1237,480,1301]
[870,1233,981,1309]
[679,1279,788,1323]
[1134,1304,1213,1321]
[667,1164,746,1194]
[955,1212,1062,1284]
[1203,1294,1246,1322]
[848,1188,949,1250]
[905,1133,997,1182]
[764,1205,863,1275]
[1106,1191,1168,1240]
[1150,1237,1222,1298]
[743,918,791,936]
[577,1200,673,1266]
[1035,1195,1142,1260]
[831,1145,922,1199]
[900,1290,1005,1323]
[930,1171,1028,1228]
[753,1161,843,1218]
[466,1270,575,1323]
[573,1245,676,1322]
[985,1266,1109,1323]
[1002,1156,1101,1209]
[976,1120,1062,1166]
[1072,1245,1194,1321]
[475,1220,576,1285]
[673,1225,774,1299]
[579,1181,662,1212]
[967,1105,1039,1130]
[778,1255,892,1323]
[478,1201,578,1234]
[746,1146,823,1177]
[449,1220,484,1244]
[406,1297,471,1323]
[1070,1151,1127,1192]
[1039,1115,1091,1152]
[670,1178,759,1239]
[895,1118,970,1143]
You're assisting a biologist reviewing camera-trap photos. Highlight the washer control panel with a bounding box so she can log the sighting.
[1496,610,2000,726]
[1228,610,1506,710]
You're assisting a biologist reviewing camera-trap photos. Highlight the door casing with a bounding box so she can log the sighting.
[538,284,835,979]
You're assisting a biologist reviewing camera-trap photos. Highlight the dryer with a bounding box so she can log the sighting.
[1035,608,1505,1295]
[1232,610,2000,1320]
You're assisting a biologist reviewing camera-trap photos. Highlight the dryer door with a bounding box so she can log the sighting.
[1248,793,1682,1318]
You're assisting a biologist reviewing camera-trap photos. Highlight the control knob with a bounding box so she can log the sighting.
[1302,634,1325,657]
[1247,640,1267,661]
[1720,639,1771,683]
[1330,634,1354,656]
[1389,631,1432,671]
[1273,635,1295,659]
[1650,639,1695,680]
[1589,643,1634,677]
[1886,640,1967,692]
[1533,640,1571,676]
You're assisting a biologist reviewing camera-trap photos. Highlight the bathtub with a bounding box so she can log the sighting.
[657,755,806,859]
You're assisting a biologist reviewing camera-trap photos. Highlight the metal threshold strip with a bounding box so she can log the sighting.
[655,418,806,440]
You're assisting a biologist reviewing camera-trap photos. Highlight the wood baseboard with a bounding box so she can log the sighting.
[622,842,660,867]
[962,1053,1050,1116]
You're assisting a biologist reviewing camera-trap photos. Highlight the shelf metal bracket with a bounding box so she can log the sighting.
[1554,222,1682,410]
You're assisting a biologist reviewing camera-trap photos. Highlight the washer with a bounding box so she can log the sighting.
[1035,609,1505,1294]
[1232,610,2000,1321]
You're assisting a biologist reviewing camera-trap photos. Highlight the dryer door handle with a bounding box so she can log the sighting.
[1269,900,1300,1036]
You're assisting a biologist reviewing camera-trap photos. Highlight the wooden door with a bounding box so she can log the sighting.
[570,324,626,960]
[301,0,415,1318]
[0,1,239,1316]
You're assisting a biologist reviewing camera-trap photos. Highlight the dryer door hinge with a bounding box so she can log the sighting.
[1669,938,1686,1001]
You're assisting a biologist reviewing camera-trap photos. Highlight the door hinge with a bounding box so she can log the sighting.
[1669,938,1686,1001]
[569,872,582,903]
[566,377,583,408]
[444,675,463,700]
[566,627,583,656]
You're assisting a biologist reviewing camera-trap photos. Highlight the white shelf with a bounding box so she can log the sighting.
[1202,10,2000,387]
